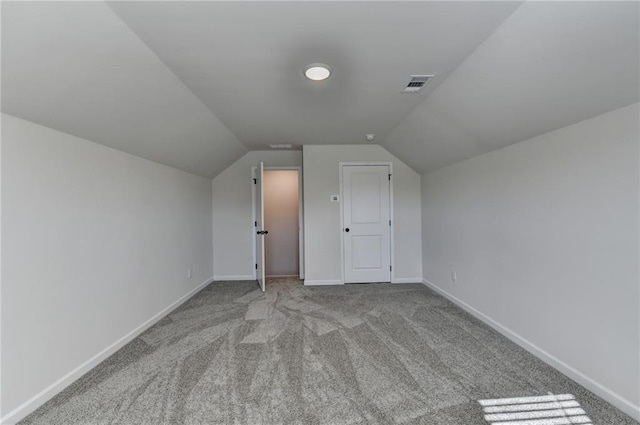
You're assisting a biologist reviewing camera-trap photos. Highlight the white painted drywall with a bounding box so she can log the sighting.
[211,151,302,280]
[303,145,422,284]
[1,114,214,420]
[264,170,299,277]
[421,103,639,418]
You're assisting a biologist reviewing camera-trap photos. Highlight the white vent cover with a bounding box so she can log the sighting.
[269,144,293,149]
[403,75,434,93]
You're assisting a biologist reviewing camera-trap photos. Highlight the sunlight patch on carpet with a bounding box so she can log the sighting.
[479,393,593,424]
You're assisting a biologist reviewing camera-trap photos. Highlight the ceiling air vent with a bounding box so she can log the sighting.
[403,75,434,93]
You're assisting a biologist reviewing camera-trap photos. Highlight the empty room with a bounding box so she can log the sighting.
[1,1,638,424]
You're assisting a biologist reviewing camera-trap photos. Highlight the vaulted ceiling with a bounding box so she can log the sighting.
[2,1,638,178]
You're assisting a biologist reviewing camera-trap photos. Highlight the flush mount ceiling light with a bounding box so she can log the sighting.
[304,63,331,81]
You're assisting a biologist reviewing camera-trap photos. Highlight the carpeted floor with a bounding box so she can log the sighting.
[20,278,637,424]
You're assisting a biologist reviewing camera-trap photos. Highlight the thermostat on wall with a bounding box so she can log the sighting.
[330,195,339,202]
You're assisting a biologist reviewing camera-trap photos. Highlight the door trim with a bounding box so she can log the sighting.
[251,166,304,280]
[339,162,394,285]
[251,166,257,280]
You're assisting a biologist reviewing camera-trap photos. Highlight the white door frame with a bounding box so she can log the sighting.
[339,162,394,284]
[255,162,266,291]
[251,166,304,280]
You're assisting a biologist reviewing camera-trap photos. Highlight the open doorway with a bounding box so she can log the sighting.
[264,169,300,278]
[252,166,304,290]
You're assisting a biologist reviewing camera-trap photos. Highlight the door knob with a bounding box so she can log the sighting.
[345,228,350,232]
[257,230,269,235]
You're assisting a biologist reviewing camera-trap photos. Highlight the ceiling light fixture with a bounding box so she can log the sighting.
[304,63,331,81]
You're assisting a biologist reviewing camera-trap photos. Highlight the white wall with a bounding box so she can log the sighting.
[211,150,302,280]
[264,170,299,277]
[1,114,214,422]
[421,103,639,419]
[303,145,422,285]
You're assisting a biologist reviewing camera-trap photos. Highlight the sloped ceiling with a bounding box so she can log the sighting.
[2,1,638,178]
[107,1,521,149]
[384,1,640,173]
[1,1,247,178]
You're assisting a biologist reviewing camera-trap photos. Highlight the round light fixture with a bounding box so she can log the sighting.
[304,63,331,81]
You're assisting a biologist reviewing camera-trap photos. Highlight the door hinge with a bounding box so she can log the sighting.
[388,174,392,181]
[253,178,257,184]
[255,263,258,270]
[389,220,391,226]
[255,221,257,227]
[390,265,392,271]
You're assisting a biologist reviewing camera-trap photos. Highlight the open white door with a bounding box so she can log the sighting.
[342,164,391,283]
[255,162,266,292]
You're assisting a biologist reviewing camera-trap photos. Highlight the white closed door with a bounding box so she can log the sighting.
[254,162,266,292]
[342,165,391,283]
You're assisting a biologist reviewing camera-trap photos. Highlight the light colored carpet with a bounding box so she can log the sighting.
[20,278,637,424]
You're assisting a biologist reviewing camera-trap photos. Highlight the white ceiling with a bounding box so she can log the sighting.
[107,1,521,149]
[1,1,248,178]
[385,1,640,173]
[2,1,638,177]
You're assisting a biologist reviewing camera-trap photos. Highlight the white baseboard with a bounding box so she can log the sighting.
[304,279,343,286]
[391,277,423,284]
[1,276,215,425]
[213,275,255,281]
[421,278,640,421]
[266,274,299,278]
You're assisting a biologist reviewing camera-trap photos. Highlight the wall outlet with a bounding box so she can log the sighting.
[187,268,192,279]
[451,270,457,282]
